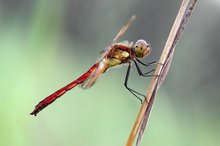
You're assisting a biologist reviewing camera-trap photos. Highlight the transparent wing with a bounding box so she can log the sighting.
[100,15,136,57]
[112,15,136,44]
[81,61,108,89]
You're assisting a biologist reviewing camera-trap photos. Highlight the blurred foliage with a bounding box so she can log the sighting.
[0,0,220,146]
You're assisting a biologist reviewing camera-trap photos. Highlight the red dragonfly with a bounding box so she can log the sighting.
[30,15,156,116]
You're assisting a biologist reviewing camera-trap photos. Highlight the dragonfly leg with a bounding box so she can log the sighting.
[136,59,157,67]
[124,63,146,103]
[133,60,158,77]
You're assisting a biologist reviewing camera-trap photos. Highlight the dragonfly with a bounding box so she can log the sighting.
[30,15,156,116]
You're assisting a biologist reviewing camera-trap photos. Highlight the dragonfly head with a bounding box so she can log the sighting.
[134,40,151,58]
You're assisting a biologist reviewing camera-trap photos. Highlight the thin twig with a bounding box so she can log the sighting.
[125,0,198,146]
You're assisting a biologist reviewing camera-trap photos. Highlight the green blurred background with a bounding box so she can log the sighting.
[0,0,220,146]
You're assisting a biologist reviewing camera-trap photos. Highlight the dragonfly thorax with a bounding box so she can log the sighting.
[133,40,151,58]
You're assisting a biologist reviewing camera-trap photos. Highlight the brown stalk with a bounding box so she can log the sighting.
[125,0,198,146]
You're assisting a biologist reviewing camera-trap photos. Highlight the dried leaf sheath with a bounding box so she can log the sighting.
[136,2,198,146]
[136,1,198,145]
[125,0,198,146]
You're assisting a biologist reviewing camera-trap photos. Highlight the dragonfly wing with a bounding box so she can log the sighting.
[112,15,136,44]
[101,15,136,58]
[81,61,108,89]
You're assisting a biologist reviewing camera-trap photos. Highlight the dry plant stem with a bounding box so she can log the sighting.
[136,2,198,145]
[136,89,157,146]
[125,0,198,146]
